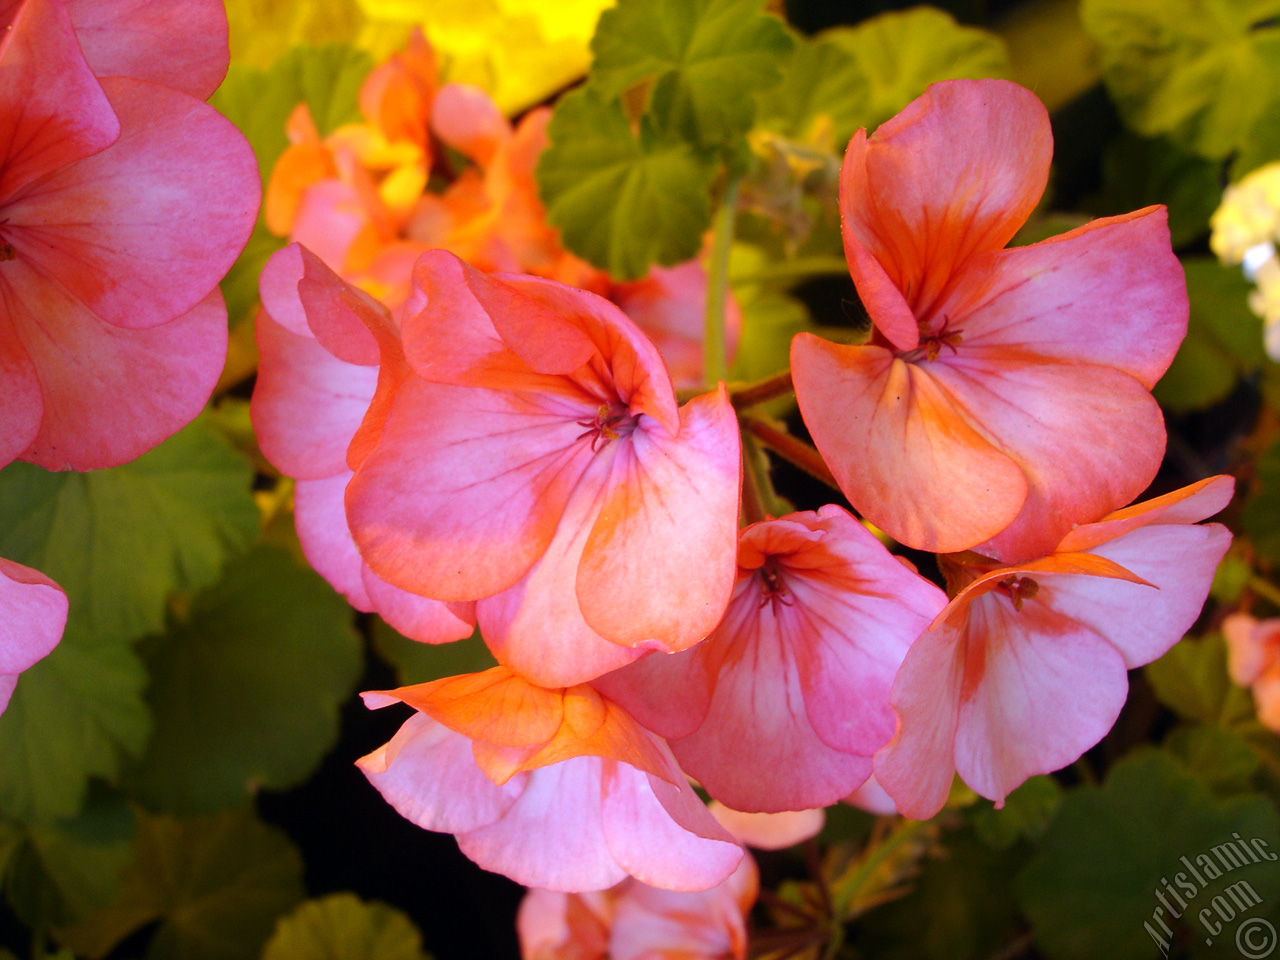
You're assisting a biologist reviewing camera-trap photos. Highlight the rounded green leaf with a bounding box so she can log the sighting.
[262,894,432,960]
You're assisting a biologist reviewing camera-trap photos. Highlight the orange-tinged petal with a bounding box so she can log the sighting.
[791,334,1026,553]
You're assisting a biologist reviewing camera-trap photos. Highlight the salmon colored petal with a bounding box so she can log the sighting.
[296,246,383,365]
[363,576,475,647]
[844,774,898,816]
[517,694,681,784]
[948,208,1186,389]
[1043,523,1232,668]
[48,0,229,99]
[0,0,118,200]
[1224,614,1272,687]
[252,311,378,479]
[357,713,525,833]
[459,758,630,892]
[0,557,67,713]
[577,388,740,651]
[952,594,1130,805]
[791,335,1026,553]
[347,378,595,602]
[265,139,336,237]
[841,79,1051,342]
[8,76,257,331]
[388,667,566,748]
[932,350,1167,562]
[477,454,651,688]
[593,644,716,742]
[517,888,613,960]
[873,614,966,820]
[290,179,376,276]
[1056,475,1234,553]
[708,803,825,851]
[497,274,680,435]
[601,765,743,893]
[15,289,226,470]
[432,83,510,167]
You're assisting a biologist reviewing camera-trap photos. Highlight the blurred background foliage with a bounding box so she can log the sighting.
[5,0,1280,957]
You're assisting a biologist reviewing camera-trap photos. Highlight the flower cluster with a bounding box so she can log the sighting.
[253,70,1230,897]
[0,0,258,713]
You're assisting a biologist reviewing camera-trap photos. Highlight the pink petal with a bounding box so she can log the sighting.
[601,763,743,892]
[931,349,1166,563]
[60,0,228,99]
[593,645,716,742]
[874,615,967,820]
[577,388,741,650]
[347,377,595,602]
[16,289,226,470]
[671,591,874,812]
[358,712,525,834]
[708,803,825,850]
[947,208,1186,389]
[0,557,67,713]
[296,245,383,365]
[840,79,1051,349]
[364,574,476,647]
[459,757,630,892]
[951,593,1130,805]
[1224,614,1273,688]
[0,324,42,468]
[295,473,373,610]
[478,454,650,688]
[252,311,378,480]
[6,75,258,331]
[1044,523,1232,668]
[517,888,613,960]
[844,774,898,816]
[791,335,1026,553]
[431,84,510,167]
[1056,474,1234,553]
[0,0,118,200]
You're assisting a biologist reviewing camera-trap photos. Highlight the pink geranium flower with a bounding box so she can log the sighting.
[359,667,743,892]
[791,78,1187,560]
[517,854,757,960]
[875,476,1234,819]
[0,558,67,714]
[344,250,741,687]
[0,0,258,470]
[252,243,475,644]
[600,506,945,812]
[1223,613,1280,732]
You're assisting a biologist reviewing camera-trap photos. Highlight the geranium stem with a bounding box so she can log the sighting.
[731,369,794,409]
[704,176,741,387]
[743,418,840,491]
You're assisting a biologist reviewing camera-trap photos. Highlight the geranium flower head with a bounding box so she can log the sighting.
[875,476,1233,819]
[517,854,758,960]
[345,250,741,686]
[0,0,257,470]
[358,667,743,892]
[1223,613,1280,732]
[600,506,945,813]
[791,78,1186,560]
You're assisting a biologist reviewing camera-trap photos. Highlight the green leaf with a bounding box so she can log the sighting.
[122,547,361,815]
[0,418,257,820]
[754,34,870,148]
[1244,436,1280,563]
[371,618,492,686]
[1167,723,1261,797]
[1016,751,1280,960]
[1080,0,1280,159]
[589,0,792,147]
[1147,634,1257,727]
[821,8,1011,134]
[1155,257,1266,411]
[0,635,148,822]
[262,893,432,960]
[970,776,1063,850]
[1,787,135,929]
[1233,95,1280,178]
[1087,133,1221,247]
[57,807,305,960]
[0,417,258,646]
[539,86,718,280]
[221,223,288,329]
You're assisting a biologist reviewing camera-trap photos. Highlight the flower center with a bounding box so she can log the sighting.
[898,315,963,363]
[997,575,1040,611]
[757,560,794,610]
[575,404,637,451]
